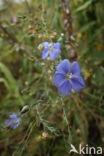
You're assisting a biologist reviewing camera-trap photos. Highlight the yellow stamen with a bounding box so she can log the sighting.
[49,47,53,51]
[66,73,72,79]
[66,74,69,79]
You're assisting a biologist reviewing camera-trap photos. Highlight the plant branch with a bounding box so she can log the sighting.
[0,24,33,58]
[61,0,78,61]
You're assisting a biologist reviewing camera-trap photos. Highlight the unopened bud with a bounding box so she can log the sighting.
[58,37,62,42]
[61,33,64,37]
[20,105,29,114]
[38,44,44,51]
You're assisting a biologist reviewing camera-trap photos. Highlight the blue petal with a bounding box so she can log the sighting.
[71,76,85,92]
[54,43,61,55]
[55,42,61,49]
[71,61,81,76]
[5,119,13,126]
[53,72,66,87]
[50,48,57,61]
[9,113,17,119]
[42,48,49,59]
[14,118,22,124]
[58,79,71,95]
[56,59,71,74]
[56,48,61,55]
[43,42,49,48]
[56,42,61,55]
[13,124,18,129]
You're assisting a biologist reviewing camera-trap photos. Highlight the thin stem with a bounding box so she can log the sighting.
[61,96,72,146]
[41,0,52,42]
[25,0,31,13]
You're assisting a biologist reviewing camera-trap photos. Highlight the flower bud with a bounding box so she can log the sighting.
[20,105,29,114]
[58,37,62,42]
[38,44,44,51]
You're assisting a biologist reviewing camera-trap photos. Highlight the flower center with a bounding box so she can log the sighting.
[11,119,15,124]
[49,47,53,51]
[66,73,72,79]
[48,43,54,51]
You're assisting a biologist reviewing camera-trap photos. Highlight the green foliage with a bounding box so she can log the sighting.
[75,0,92,12]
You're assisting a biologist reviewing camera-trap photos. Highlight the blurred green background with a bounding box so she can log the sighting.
[0,0,104,155]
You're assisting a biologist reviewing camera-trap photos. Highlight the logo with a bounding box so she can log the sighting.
[69,144,102,155]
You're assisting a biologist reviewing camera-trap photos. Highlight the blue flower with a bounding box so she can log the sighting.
[53,59,85,95]
[38,42,61,61]
[5,113,22,129]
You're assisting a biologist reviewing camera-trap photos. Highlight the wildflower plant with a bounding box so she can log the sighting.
[3,8,85,154]
[5,113,22,129]
[53,59,85,95]
[38,42,61,61]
